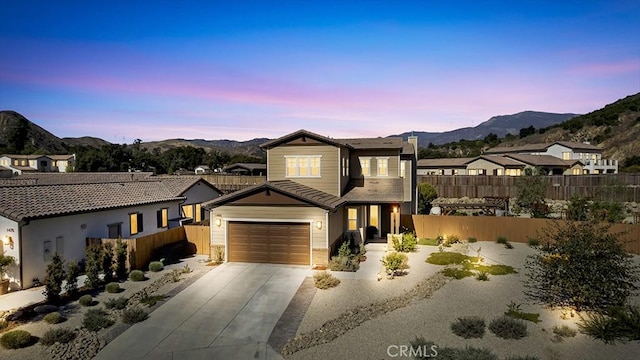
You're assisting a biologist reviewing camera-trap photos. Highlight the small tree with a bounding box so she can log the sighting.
[524,220,639,312]
[102,242,115,284]
[43,253,65,303]
[84,245,102,289]
[115,238,128,280]
[514,169,548,218]
[64,260,80,297]
[417,183,438,214]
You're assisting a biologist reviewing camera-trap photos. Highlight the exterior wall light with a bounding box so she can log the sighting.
[3,235,14,250]
[393,206,398,213]
[215,216,222,227]
[316,221,323,230]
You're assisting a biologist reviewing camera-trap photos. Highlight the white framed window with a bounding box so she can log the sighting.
[360,157,371,176]
[400,160,406,178]
[348,208,358,231]
[285,156,322,178]
[342,158,346,176]
[377,157,389,176]
[562,152,571,160]
[346,158,349,176]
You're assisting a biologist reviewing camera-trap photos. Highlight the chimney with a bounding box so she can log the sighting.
[408,135,418,158]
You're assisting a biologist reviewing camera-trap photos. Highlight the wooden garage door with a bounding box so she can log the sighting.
[228,222,310,265]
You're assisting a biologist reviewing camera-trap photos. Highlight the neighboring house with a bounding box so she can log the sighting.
[0,173,222,289]
[204,130,417,267]
[485,141,617,174]
[0,166,12,178]
[0,154,76,175]
[223,163,267,176]
[194,165,212,175]
[418,154,583,176]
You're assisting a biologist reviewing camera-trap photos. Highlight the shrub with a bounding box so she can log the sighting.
[79,294,94,306]
[129,270,146,282]
[0,330,33,349]
[121,307,148,324]
[442,267,473,279]
[83,308,114,331]
[338,239,353,258]
[489,316,528,339]
[496,236,508,244]
[64,260,80,297]
[524,221,640,312]
[115,239,128,280]
[504,302,541,323]
[527,238,540,247]
[381,252,409,277]
[148,261,164,272]
[104,296,128,310]
[138,290,169,307]
[451,316,486,339]
[552,325,577,341]
[84,245,102,289]
[105,282,121,293]
[39,328,76,346]
[393,232,417,252]
[418,182,438,214]
[468,237,478,243]
[43,253,65,303]
[102,242,115,283]
[409,337,496,360]
[426,252,477,265]
[170,269,181,282]
[579,305,640,344]
[417,238,439,246]
[476,271,490,281]
[504,242,514,249]
[43,311,63,324]
[313,271,340,289]
[328,256,359,272]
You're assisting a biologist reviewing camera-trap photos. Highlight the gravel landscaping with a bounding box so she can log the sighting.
[0,255,212,360]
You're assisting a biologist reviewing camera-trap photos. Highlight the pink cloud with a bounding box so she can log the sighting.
[567,59,640,76]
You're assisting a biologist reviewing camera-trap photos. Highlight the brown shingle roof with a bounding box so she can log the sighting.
[504,154,575,167]
[154,175,222,197]
[486,141,600,154]
[17,172,155,184]
[471,155,526,167]
[260,129,350,150]
[417,158,473,168]
[0,181,184,222]
[342,178,404,203]
[223,163,267,172]
[336,137,404,149]
[203,180,345,210]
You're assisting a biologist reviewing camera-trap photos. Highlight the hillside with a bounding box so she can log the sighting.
[0,110,69,153]
[140,138,268,157]
[393,111,578,147]
[495,93,640,165]
[62,136,111,148]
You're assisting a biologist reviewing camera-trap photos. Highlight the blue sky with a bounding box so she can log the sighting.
[1,1,639,143]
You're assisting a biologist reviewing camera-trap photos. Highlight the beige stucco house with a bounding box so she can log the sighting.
[204,130,417,267]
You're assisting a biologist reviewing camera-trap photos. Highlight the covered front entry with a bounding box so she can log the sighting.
[227,221,310,265]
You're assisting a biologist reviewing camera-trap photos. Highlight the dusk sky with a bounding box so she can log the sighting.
[1,1,639,144]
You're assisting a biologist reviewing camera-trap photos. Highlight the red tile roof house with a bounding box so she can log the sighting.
[204,130,418,267]
[0,173,222,290]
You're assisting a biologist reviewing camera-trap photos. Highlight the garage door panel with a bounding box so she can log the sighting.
[228,222,310,265]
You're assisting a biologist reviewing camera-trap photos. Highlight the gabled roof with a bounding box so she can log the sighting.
[260,129,350,150]
[203,180,345,210]
[417,158,473,168]
[0,181,185,222]
[153,175,222,197]
[48,155,75,160]
[195,165,210,170]
[486,141,600,154]
[504,154,579,167]
[468,155,526,167]
[336,137,404,150]
[223,163,267,172]
[342,178,404,203]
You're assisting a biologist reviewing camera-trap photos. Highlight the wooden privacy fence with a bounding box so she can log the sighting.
[418,174,640,202]
[412,215,640,255]
[184,225,211,257]
[87,225,212,270]
[201,174,266,193]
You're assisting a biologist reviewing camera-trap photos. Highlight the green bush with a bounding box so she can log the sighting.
[579,305,640,344]
[121,307,148,324]
[148,261,164,272]
[527,238,540,247]
[83,308,114,332]
[381,252,409,277]
[409,336,497,360]
[552,325,577,341]
[39,328,76,346]
[104,296,128,310]
[105,282,121,293]
[43,311,63,324]
[488,316,528,339]
[0,330,33,349]
[102,242,115,284]
[476,271,490,281]
[338,240,353,258]
[79,294,94,306]
[451,316,486,339]
[468,237,478,243]
[393,232,417,252]
[115,239,128,280]
[129,270,146,282]
[64,260,81,297]
[496,236,508,244]
[328,256,359,272]
[43,253,65,303]
[442,267,474,279]
[84,245,102,289]
[313,271,340,289]
[138,290,169,307]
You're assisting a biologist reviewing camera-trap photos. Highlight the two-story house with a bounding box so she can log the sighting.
[485,141,617,174]
[0,173,222,290]
[204,130,417,268]
[0,154,76,175]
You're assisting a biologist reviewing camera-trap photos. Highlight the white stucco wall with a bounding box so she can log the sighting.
[19,200,182,289]
[0,216,20,290]
[180,181,222,221]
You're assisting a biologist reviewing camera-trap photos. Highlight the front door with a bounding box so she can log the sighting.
[369,205,380,238]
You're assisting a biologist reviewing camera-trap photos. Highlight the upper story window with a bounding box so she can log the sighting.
[182,203,203,222]
[400,160,406,178]
[285,156,321,178]
[377,157,389,176]
[360,157,371,176]
[562,152,571,160]
[157,208,169,228]
[129,213,143,235]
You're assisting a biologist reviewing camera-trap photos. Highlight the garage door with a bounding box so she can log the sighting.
[228,221,310,265]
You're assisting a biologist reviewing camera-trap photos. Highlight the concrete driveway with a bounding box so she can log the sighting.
[94,263,310,360]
